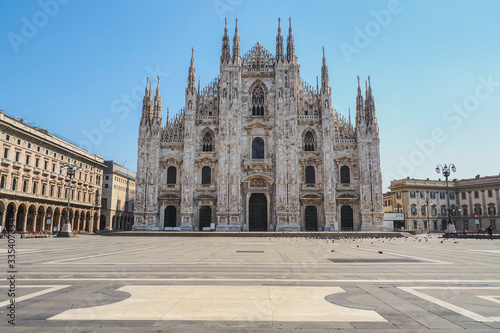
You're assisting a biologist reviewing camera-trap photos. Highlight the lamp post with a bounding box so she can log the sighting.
[436,164,456,232]
[58,164,82,237]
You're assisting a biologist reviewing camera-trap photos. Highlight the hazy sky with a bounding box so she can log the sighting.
[1,0,499,190]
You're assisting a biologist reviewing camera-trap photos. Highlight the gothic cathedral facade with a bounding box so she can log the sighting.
[134,18,384,232]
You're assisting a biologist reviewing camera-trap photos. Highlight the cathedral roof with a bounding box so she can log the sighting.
[242,43,275,74]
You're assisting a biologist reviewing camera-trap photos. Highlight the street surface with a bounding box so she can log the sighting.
[1,234,499,332]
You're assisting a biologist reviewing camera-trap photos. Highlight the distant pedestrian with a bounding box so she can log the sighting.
[487,225,493,240]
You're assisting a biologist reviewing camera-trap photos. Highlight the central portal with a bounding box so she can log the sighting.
[249,193,267,231]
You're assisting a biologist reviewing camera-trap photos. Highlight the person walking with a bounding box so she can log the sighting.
[487,224,493,240]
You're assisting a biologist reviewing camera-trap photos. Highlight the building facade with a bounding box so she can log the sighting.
[386,175,500,232]
[134,18,384,232]
[0,110,105,233]
[101,161,136,230]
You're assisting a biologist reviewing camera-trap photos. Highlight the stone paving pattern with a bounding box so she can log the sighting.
[0,233,499,332]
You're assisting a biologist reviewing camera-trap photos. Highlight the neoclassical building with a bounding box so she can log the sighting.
[0,110,105,233]
[101,160,136,231]
[134,18,384,232]
[385,175,500,232]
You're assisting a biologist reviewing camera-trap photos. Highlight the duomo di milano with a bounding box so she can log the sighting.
[134,18,384,232]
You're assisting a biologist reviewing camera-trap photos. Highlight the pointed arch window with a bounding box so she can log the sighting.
[251,85,265,116]
[202,131,214,152]
[305,166,315,184]
[304,131,315,151]
[167,166,177,184]
[340,166,350,184]
[202,166,211,185]
[251,137,265,159]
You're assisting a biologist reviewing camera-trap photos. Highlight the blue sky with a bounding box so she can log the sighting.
[1,0,499,190]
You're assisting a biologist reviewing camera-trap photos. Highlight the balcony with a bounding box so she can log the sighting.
[243,158,273,171]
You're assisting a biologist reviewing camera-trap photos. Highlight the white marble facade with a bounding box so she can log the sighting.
[134,18,384,232]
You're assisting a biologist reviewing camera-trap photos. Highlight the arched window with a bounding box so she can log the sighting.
[252,137,264,159]
[305,166,315,184]
[202,131,214,152]
[340,166,350,184]
[251,85,265,116]
[202,166,211,185]
[304,131,315,151]
[167,166,177,184]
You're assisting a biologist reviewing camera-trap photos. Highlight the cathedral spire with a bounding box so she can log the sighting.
[141,76,151,121]
[221,17,231,64]
[153,75,162,123]
[276,17,284,63]
[286,17,295,62]
[166,106,169,126]
[356,76,364,124]
[232,18,241,64]
[188,47,196,92]
[321,46,329,93]
[365,76,376,125]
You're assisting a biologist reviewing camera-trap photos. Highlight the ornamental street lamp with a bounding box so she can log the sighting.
[436,163,456,232]
[58,164,82,237]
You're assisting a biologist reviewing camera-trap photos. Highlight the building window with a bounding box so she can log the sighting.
[105,175,109,180]
[3,148,9,159]
[201,166,211,185]
[202,131,214,152]
[488,205,496,215]
[50,186,54,197]
[5,135,9,141]
[117,200,121,211]
[32,182,38,194]
[450,192,455,199]
[305,166,315,184]
[411,206,417,216]
[421,206,426,215]
[167,166,177,184]
[340,166,350,184]
[303,131,315,151]
[474,191,479,199]
[42,184,46,196]
[124,201,128,212]
[57,187,61,198]
[35,158,39,168]
[410,191,416,198]
[251,85,265,116]
[431,206,437,216]
[488,189,493,198]
[440,206,446,216]
[430,192,436,199]
[251,137,264,159]
[396,192,401,199]
[104,184,108,188]
[15,151,20,162]
[440,192,445,199]
[474,205,482,216]
[462,206,468,216]
[12,178,18,191]
[0,175,5,188]
[25,155,30,165]
[461,192,466,200]
[23,180,28,192]
[44,160,48,169]
[420,192,425,199]
[101,198,107,210]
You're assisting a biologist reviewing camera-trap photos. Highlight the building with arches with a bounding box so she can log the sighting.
[101,161,136,231]
[134,18,384,232]
[0,110,105,233]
